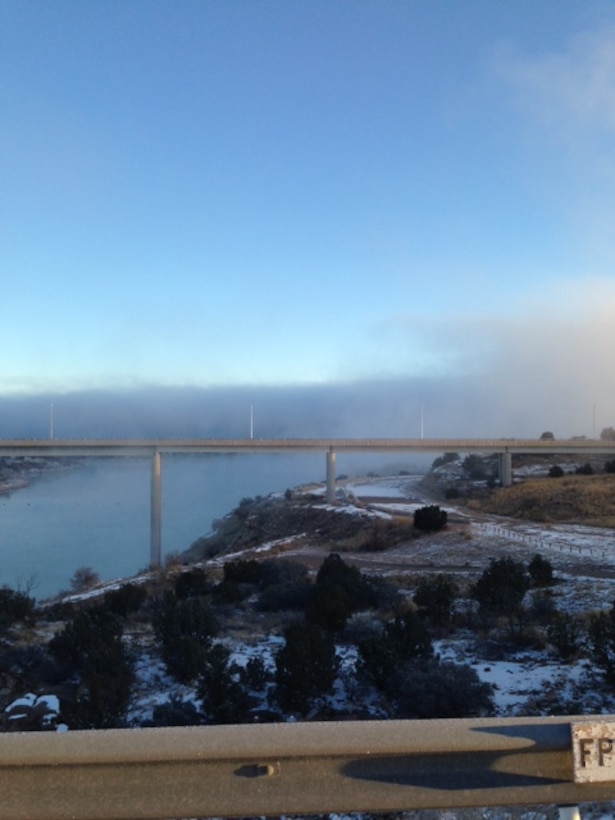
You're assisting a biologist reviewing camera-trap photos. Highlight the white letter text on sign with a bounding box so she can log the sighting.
[572,722,615,783]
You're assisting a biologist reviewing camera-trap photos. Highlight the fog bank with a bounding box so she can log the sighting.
[0,373,608,442]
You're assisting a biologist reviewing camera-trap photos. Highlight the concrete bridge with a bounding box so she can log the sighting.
[2,437,614,568]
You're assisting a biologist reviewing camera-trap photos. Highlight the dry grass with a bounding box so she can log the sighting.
[469,474,615,527]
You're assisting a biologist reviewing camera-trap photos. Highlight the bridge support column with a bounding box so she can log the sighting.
[326,450,336,504]
[150,450,162,569]
[499,452,512,487]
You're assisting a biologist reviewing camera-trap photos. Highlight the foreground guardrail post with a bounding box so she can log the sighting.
[558,807,581,820]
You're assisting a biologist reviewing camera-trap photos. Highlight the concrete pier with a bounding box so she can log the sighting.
[326,450,336,504]
[150,450,162,568]
[499,452,512,487]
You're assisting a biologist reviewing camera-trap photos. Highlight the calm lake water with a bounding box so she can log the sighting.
[0,452,427,601]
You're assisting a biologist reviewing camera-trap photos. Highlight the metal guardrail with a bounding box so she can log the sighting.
[1,717,615,819]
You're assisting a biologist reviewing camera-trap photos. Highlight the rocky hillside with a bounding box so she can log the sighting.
[183,487,417,563]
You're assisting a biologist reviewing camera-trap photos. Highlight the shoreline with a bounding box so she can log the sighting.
[0,477,29,495]
[0,457,81,496]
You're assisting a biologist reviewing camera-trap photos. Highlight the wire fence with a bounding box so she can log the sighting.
[474,522,611,560]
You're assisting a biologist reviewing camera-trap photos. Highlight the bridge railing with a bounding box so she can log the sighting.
[1,716,614,819]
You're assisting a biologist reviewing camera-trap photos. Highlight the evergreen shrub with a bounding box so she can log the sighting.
[413,505,448,533]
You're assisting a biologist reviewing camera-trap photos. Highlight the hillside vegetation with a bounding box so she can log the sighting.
[184,492,416,563]
[469,474,615,527]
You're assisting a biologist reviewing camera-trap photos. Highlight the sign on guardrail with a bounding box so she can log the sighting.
[573,721,615,782]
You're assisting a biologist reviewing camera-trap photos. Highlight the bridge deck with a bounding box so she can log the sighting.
[1,437,614,457]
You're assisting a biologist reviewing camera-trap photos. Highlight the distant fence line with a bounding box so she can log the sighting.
[474,522,610,560]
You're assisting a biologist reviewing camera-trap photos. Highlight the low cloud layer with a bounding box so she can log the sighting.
[2,279,614,443]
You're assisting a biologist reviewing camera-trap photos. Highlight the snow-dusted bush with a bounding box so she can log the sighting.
[223,559,262,585]
[147,694,202,727]
[304,553,376,634]
[174,568,211,599]
[103,583,147,616]
[0,585,36,629]
[359,610,433,690]
[257,581,312,612]
[413,504,448,533]
[275,622,339,715]
[241,655,270,690]
[528,553,554,588]
[472,557,529,631]
[431,452,460,469]
[548,611,585,660]
[152,591,219,683]
[49,606,123,668]
[588,602,615,684]
[48,605,134,728]
[391,659,494,719]
[413,574,458,625]
[305,582,352,633]
[527,589,556,626]
[462,454,489,480]
[69,566,100,593]
[259,558,308,587]
[576,462,594,475]
[198,644,252,724]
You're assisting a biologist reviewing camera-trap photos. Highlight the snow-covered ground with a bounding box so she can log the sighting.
[119,473,615,727]
[13,470,615,730]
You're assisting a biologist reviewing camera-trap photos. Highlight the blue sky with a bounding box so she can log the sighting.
[2,1,615,436]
